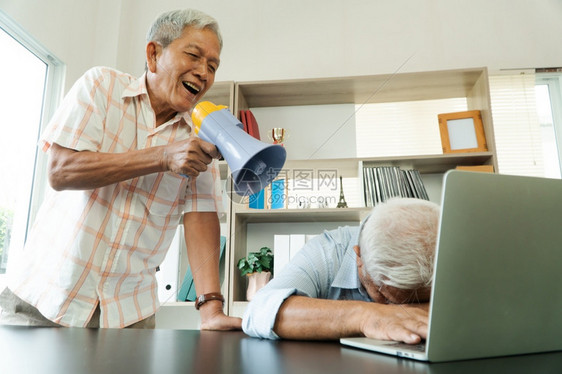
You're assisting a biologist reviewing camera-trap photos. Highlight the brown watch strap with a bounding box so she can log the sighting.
[195,292,224,310]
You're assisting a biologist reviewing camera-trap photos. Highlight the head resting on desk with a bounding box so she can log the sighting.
[354,197,440,305]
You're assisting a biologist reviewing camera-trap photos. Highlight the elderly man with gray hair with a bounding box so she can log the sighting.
[1,9,241,330]
[243,197,440,343]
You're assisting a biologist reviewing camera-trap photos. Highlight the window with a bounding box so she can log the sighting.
[535,72,562,178]
[489,71,562,179]
[0,11,64,281]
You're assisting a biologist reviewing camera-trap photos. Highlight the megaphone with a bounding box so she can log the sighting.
[191,101,287,196]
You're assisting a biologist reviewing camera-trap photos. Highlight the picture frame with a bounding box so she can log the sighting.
[438,110,488,153]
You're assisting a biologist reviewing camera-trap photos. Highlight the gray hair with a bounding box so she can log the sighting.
[359,198,440,290]
[146,9,223,50]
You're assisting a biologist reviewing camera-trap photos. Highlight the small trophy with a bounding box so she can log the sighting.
[268,128,288,146]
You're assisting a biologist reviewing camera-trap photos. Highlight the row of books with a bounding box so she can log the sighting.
[362,166,429,207]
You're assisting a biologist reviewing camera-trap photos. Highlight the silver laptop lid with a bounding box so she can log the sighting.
[427,170,562,362]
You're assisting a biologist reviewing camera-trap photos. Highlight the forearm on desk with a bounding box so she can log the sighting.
[184,212,242,330]
[273,295,429,343]
[273,296,366,340]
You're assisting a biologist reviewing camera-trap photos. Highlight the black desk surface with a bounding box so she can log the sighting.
[1,326,562,374]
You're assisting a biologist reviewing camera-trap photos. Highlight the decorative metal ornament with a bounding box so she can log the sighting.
[337,176,348,208]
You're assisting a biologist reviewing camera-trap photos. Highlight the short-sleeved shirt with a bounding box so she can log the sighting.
[8,67,224,328]
[242,226,372,339]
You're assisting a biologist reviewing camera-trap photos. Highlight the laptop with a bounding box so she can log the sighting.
[341,170,562,362]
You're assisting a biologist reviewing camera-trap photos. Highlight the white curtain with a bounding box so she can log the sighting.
[489,71,544,177]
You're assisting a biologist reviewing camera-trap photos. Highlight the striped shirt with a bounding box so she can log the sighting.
[242,226,371,339]
[8,67,224,328]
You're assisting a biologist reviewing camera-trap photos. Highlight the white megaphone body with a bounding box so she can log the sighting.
[191,101,287,196]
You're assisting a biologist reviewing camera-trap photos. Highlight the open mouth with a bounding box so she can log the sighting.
[183,81,200,95]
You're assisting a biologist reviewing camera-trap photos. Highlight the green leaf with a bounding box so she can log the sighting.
[237,246,274,276]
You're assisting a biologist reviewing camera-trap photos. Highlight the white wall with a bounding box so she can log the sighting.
[1,0,561,92]
[0,0,123,91]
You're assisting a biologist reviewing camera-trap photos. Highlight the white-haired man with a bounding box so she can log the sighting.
[243,198,439,343]
[1,9,241,330]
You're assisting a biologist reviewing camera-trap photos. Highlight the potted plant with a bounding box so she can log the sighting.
[237,246,273,300]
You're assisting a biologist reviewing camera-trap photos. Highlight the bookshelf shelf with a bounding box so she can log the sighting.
[232,207,370,223]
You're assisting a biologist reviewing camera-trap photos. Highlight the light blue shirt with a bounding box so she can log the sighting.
[242,226,373,339]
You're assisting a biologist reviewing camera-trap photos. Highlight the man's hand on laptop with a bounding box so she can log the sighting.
[361,303,428,344]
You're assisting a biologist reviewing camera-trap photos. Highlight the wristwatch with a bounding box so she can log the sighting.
[195,292,225,310]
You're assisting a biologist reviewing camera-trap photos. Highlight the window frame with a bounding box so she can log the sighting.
[536,73,562,177]
[0,10,65,282]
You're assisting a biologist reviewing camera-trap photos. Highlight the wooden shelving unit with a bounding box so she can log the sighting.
[158,68,498,322]
[227,67,497,317]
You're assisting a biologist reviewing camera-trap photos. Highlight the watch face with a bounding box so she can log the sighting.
[195,295,205,310]
[195,293,224,310]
